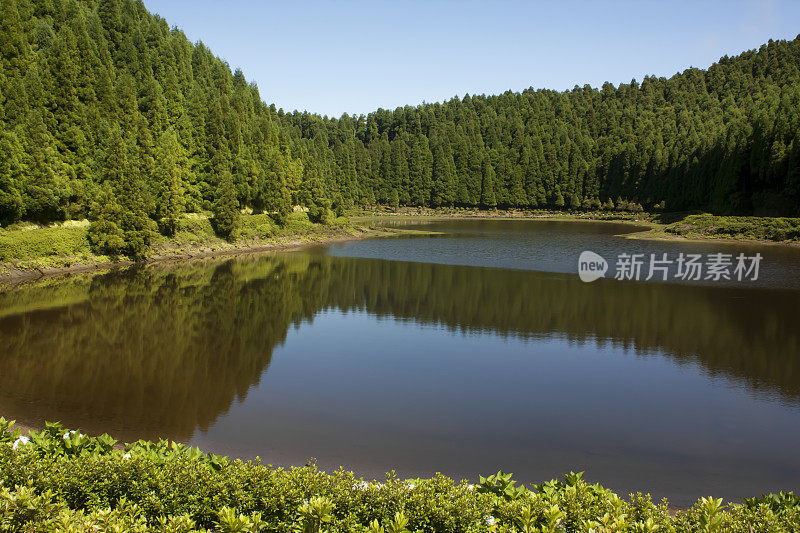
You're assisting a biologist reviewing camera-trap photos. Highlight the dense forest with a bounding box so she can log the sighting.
[1,0,799,254]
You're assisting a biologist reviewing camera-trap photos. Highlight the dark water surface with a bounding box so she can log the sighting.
[1,219,799,505]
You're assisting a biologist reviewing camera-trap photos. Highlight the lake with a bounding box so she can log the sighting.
[1,219,799,506]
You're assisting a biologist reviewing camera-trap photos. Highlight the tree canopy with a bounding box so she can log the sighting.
[0,0,798,250]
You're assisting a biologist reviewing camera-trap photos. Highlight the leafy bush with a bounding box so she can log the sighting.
[0,226,91,262]
[308,197,332,224]
[665,214,800,242]
[1,418,798,532]
[239,214,278,240]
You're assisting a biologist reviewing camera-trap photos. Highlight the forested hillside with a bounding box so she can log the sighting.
[1,0,799,252]
[292,38,800,216]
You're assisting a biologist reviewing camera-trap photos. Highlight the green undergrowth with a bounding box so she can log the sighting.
[165,212,316,248]
[0,213,355,272]
[0,225,92,262]
[1,419,798,532]
[664,214,800,242]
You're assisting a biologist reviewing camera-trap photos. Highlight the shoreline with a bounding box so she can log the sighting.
[355,209,800,248]
[621,227,800,247]
[0,225,421,285]
[3,210,799,283]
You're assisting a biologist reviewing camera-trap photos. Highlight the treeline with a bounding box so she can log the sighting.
[0,0,307,256]
[1,0,799,250]
[287,37,800,215]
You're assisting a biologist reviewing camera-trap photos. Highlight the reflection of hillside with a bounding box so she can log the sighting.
[323,258,800,402]
[0,252,798,442]
[0,256,333,440]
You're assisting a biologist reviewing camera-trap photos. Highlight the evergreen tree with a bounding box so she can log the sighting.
[307,178,331,224]
[213,171,241,241]
[0,0,27,73]
[480,159,497,209]
[0,132,25,224]
[87,186,126,256]
[432,138,457,207]
[1,0,799,249]
[554,190,565,209]
[154,129,188,236]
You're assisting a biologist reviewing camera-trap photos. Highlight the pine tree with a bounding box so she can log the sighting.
[389,189,400,211]
[432,139,456,207]
[307,178,331,224]
[480,160,497,209]
[213,171,241,241]
[0,132,25,224]
[154,129,188,236]
[87,186,126,256]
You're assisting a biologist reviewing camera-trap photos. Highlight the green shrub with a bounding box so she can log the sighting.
[1,418,798,532]
[665,214,800,242]
[0,226,91,262]
[308,198,332,224]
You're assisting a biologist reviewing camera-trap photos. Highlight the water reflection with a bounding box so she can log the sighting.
[1,251,798,442]
[0,257,325,440]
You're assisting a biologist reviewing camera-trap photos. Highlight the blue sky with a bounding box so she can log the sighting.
[143,0,800,117]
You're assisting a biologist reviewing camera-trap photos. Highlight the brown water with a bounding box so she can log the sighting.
[1,220,799,506]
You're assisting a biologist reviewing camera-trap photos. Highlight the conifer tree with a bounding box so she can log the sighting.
[480,159,497,209]
[307,178,331,224]
[213,170,241,241]
[154,129,188,236]
[432,139,457,207]
[0,132,25,224]
[87,185,126,256]
[1,0,800,245]
[264,174,292,225]
[389,189,400,211]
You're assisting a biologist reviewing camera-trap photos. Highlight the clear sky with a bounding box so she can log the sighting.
[143,0,800,117]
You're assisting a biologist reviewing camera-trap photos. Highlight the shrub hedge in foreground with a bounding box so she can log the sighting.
[1,419,798,532]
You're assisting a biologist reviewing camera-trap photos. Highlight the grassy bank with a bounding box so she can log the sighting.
[0,213,412,280]
[1,419,797,532]
[4,210,799,280]
[659,214,800,242]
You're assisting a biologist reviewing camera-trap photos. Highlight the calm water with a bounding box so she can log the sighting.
[1,219,799,505]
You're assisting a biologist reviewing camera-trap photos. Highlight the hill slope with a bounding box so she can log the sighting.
[1,0,798,252]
